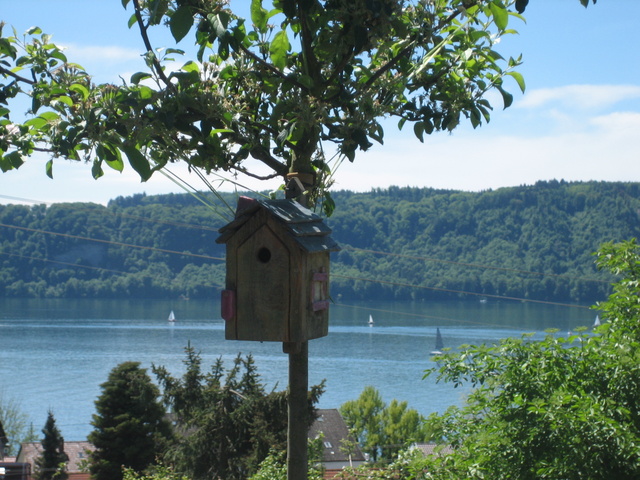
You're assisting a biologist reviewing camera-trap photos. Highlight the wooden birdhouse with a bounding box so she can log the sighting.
[216,197,340,343]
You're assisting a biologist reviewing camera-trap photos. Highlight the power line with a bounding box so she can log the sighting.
[333,273,592,310]
[0,222,225,262]
[343,246,609,285]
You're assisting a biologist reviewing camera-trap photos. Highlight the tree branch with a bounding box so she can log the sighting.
[236,43,310,94]
[132,0,176,91]
[0,65,35,85]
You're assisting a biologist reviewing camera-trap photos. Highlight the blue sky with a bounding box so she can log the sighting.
[1,0,639,205]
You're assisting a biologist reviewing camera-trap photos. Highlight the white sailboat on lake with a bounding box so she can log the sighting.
[168,310,176,322]
[430,328,444,355]
[368,315,374,326]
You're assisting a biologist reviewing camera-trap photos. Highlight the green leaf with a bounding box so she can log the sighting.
[251,0,269,33]
[26,26,42,35]
[69,83,90,101]
[97,143,124,172]
[128,13,137,29]
[138,85,154,100]
[497,85,513,109]
[122,146,152,181]
[169,5,193,43]
[39,111,60,122]
[131,72,152,85]
[52,95,74,107]
[4,151,24,169]
[92,159,104,179]
[489,2,509,31]
[182,61,200,73]
[24,117,47,130]
[413,122,425,143]
[46,159,53,178]
[507,71,526,93]
[269,30,290,70]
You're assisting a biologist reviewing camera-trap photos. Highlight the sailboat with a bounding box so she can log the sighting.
[168,310,176,323]
[593,315,601,327]
[430,328,444,355]
[368,315,374,326]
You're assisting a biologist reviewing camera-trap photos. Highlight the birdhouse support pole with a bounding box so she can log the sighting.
[285,171,314,480]
[285,340,308,480]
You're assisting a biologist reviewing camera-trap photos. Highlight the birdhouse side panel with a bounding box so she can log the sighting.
[236,224,291,342]
[289,252,331,342]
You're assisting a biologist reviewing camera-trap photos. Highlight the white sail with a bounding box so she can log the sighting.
[368,315,374,326]
[168,310,176,322]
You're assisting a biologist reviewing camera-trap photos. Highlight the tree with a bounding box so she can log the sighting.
[152,345,325,480]
[340,386,428,463]
[0,0,534,215]
[418,239,640,479]
[0,390,37,456]
[34,411,68,480]
[88,362,172,480]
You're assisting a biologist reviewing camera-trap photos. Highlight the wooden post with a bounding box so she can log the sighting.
[285,340,308,480]
[285,172,314,480]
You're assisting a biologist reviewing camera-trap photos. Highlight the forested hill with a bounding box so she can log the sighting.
[1,180,638,303]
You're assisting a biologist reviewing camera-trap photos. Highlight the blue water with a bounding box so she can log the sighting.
[0,298,595,442]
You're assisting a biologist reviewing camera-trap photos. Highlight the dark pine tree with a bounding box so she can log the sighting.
[35,411,68,480]
[88,362,172,480]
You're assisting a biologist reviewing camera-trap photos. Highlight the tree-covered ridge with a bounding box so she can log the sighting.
[0,180,638,303]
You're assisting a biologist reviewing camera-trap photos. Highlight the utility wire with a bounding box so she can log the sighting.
[0,223,225,262]
[343,246,609,285]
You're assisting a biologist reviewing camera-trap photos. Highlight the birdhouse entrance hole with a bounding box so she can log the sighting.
[257,247,272,263]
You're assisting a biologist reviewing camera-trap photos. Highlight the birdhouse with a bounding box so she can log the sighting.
[216,197,340,343]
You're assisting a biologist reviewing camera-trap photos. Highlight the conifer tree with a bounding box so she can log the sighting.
[34,410,68,480]
[88,362,172,480]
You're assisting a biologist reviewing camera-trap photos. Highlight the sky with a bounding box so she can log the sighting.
[1,0,639,205]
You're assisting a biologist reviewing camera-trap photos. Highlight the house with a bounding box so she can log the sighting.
[15,441,94,480]
[411,442,453,458]
[309,409,366,472]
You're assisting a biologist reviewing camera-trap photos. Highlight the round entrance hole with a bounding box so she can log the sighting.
[257,247,272,263]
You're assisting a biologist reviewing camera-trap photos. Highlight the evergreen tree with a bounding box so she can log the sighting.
[34,411,68,480]
[88,362,172,480]
[152,346,324,480]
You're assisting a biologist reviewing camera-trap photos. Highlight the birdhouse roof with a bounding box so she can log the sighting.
[217,197,340,253]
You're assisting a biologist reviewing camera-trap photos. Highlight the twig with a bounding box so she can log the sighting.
[132,0,176,91]
[0,65,35,85]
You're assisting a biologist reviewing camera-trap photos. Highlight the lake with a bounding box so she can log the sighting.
[0,297,596,442]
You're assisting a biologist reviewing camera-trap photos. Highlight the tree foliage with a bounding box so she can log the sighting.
[152,345,325,480]
[1,0,529,213]
[340,386,429,463]
[88,362,173,480]
[0,390,37,456]
[34,411,68,480]
[1,181,636,303]
[416,239,640,479]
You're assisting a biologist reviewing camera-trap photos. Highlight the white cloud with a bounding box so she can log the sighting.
[516,84,640,111]
[63,43,142,64]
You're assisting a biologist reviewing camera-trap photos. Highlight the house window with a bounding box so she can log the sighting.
[324,441,332,448]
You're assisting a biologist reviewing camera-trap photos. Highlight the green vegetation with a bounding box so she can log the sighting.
[84,348,323,480]
[152,346,324,480]
[1,0,529,215]
[331,238,640,479]
[341,386,429,462]
[1,181,638,303]
[0,390,37,456]
[88,362,173,480]
[34,411,68,480]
